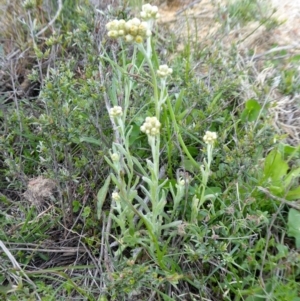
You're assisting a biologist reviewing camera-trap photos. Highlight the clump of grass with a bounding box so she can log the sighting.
[0,0,300,300]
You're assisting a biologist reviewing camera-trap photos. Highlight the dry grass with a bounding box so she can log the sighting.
[157,0,300,145]
[0,1,299,299]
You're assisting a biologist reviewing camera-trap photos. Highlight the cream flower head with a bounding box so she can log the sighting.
[157,65,173,78]
[109,106,123,118]
[106,17,151,44]
[140,4,159,20]
[112,191,121,201]
[203,131,217,144]
[140,116,161,136]
[110,153,120,162]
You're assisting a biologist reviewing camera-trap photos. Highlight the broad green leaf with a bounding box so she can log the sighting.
[97,175,111,219]
[263,149,288,183]
[205,186,222,196]
[79,136,101,146]
[128,123,142,145]
[276,243,288,258]
[269,185,284,195]
[279,143,300,157]
[287,208,300,248]
[241,99,262,122]
[286,186,300,200]
[283,167,300,189]
[182,157,198,173]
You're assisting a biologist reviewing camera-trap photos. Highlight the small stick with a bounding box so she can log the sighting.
[257,186,300,210]
[249,44,300,60]
[36,0,63,37]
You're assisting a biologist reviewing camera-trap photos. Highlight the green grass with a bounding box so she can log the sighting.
[0,0,300,300]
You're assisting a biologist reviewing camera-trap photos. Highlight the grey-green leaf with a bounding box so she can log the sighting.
[97,175,111,219]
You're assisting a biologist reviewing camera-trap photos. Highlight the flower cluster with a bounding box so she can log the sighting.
[140,117,161,136]
[110,153,120,162]
[106,18,151,43]
[112,191,120,201]
[140,4,159,20]
[106,20,126,38]
[203,131,217,144]
[109,106,123,118]
[157,64,173,78]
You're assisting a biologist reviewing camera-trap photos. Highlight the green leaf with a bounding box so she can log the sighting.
[177,109,189,121]
[287,208,300,248]
[269,185,284,195]
[279,143,300,158]
[79,136,101,146]
[186,146,199,156]
[97,175,111,219]
[128,123,142,146]
[182,157,198,173]
[174,90,185,114]
[290,54,300,62]
[210,91,223,108]
[38,252,49,261]
[286,186,300,200]
[241,99,262,122]
[82,206,91,218]
[283,167,300,189]
[245,296,265,301]
[263,149,288,183]
[72,200,81,213]
[276,243,288,258]
[244,282,272,301]
[205,186,222,195]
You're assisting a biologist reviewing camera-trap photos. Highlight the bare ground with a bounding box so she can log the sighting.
[157,0,300,145]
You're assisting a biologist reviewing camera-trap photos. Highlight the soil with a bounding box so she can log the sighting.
[156,0,300,145]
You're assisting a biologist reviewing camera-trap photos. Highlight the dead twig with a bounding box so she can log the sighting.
[36,0,63,37]
[249,44,300,60]
[257,186,300,210]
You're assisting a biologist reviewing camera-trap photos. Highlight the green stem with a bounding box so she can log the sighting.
[122,193,166,269]
[199,144,213,208]
[149,135,160,223]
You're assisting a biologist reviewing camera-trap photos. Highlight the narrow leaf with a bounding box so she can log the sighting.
[97,175,111,219]
[287,208,300,248]
[80,136,101,146]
